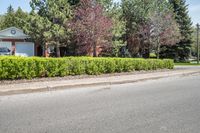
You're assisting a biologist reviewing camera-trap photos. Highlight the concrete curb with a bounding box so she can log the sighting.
[1,69,200,96]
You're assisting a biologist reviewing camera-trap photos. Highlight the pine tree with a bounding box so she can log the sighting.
[30,0,72,57]
[0,5,15,28]
[0,15,4,30]
[0,6,28,29]
[68,0,80,5]
[167,0,193,62]
[7,5,14,13]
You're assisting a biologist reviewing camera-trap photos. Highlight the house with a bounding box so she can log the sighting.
[0,27,105,57]
[0,27,36,57]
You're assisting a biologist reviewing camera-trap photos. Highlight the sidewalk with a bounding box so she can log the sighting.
[1,68,200,96]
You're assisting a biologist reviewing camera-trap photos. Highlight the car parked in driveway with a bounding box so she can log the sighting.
[0,47,11,55]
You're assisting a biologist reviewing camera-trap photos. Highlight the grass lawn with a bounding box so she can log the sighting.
[175,62,200,66]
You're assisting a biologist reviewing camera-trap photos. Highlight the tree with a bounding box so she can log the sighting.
[150,11,181,58]
[97,0,113,11]
[121,0,181,58]
[14,7,29,29]
[109,3,126,57]
[190,27,199,57]
[87,0,126,57]
[0,5,15,29]
[149,0,181,59]
[0,6,29,30]
[169,0,193,62]
[0,5,14,29]
[29,0,72,57]
[24,12,52,56]
[70,0,113,56]
[0,15,5,30]
[7,5,14,13]
[121,0,153,57]
[68,0,80,6]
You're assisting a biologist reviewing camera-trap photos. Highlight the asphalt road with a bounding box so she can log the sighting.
[1,74,200,133]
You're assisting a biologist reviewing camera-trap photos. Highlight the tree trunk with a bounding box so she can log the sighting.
[157,39,160,59]
[44,43,49,57]
[147,36,151,58]
[93,41,97,57]
[56,45,61,57]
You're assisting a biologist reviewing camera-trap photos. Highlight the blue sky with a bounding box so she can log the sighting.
[187,0,200,25]
[0,0,31,13]
[0,0,200,25]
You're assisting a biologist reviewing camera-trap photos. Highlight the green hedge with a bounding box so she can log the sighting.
[0,56,174,80]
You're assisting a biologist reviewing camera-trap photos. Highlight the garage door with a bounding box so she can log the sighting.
[0,42,12,54]
[15,42,35,57]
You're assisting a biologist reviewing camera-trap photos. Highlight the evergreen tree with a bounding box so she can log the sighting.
[0,6,28,29]
[7,5,14,13]
[0,5,15,29]
[0,15,4,30]
[68,0,80,5]
[15,7,29,29]
[166,0,193,62]
[30,0,72,57]
[24,11,52,56]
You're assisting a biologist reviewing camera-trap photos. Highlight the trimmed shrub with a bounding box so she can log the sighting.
[0,56,174,80]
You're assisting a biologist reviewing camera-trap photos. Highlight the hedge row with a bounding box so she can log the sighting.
[0,56,174,80]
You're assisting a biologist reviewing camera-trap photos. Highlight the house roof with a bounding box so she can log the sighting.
[0,27,30,39]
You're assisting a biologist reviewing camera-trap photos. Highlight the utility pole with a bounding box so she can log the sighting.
[197,23,200,64]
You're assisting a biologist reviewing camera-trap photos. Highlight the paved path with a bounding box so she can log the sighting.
[0,74,200,133]
[1,66,200,95]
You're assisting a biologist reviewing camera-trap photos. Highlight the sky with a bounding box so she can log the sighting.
[0,0,200,25]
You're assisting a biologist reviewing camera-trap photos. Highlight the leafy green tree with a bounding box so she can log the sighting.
[189,26,199,57]
[108,3,126,57]
[97,0,113,11]
[29,0,72,57]
[168,0,193,62]
[24,12,52,56]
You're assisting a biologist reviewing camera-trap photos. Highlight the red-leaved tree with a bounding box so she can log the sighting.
[70,0,113,56]
[150,11,181,58]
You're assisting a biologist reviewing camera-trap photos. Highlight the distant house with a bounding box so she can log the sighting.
[0,27,105,57]
[0,27,36,57]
